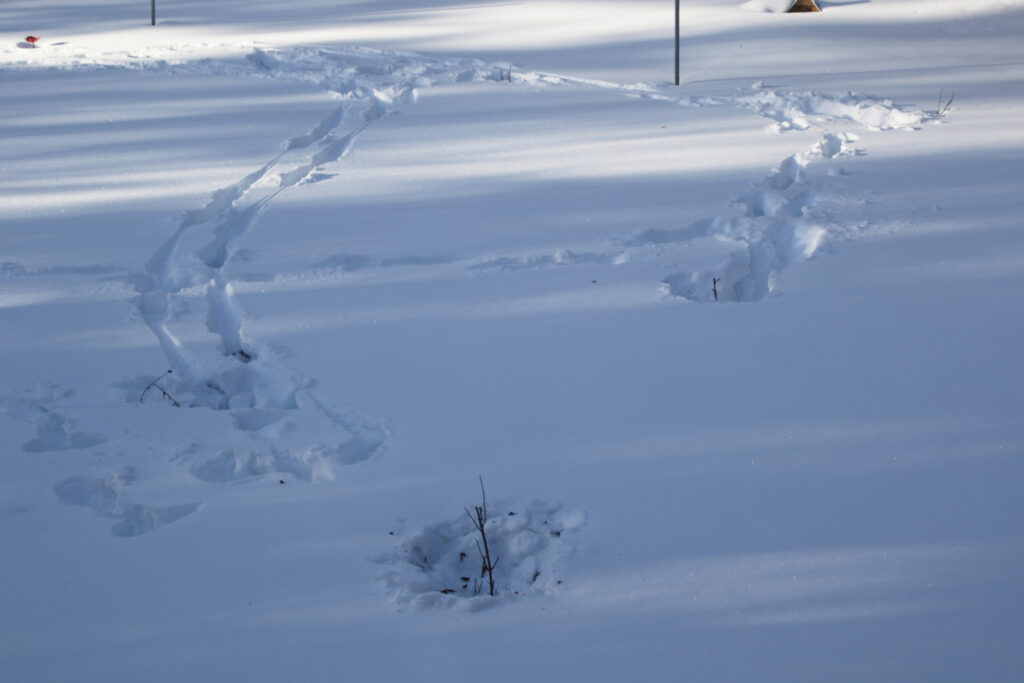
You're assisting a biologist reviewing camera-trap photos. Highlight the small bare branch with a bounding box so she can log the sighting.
[140,370,180,407]
[478,476,488,524]
[468,476,499,596]
[936,89,956,117]
[941,91,956,116]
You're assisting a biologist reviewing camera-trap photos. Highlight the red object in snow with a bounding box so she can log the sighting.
[25,36,40,43]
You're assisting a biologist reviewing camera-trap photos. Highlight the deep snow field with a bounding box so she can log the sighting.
[2,1,1023,680]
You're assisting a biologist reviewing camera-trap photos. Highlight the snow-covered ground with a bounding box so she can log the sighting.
[2,1,1023,680]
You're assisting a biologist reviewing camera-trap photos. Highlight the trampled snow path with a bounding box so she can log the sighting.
[0,46,517,538]
[457,130,864,304]
[257,125,893,306]
[485,74,927,302]
[5,43,928,311]
[2,44,927,537]
[653,132,861,302]
[517,70,927,132]
[200,62,927,307]
[130,48,512,485]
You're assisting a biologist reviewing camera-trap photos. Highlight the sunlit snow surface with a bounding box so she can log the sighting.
[1,1,1023,681]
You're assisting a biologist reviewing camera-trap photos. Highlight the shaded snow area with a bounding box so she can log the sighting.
[2,0,1024,681]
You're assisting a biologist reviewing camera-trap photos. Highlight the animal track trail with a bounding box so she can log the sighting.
[137,100,388,473]
[286,76,922,304]
[498,76,925,301]
[292,128,861,306]
[132,48,491,484]
[139,101,380,370]
[124,49,923,479]
[374,129,858,304]
[656,133,857,303]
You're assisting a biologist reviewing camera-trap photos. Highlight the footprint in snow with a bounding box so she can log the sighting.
[54,468,201,538]
[0,384,106,453]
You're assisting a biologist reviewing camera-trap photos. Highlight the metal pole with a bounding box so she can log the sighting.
[674,0,680,85]
[151,0,156,26]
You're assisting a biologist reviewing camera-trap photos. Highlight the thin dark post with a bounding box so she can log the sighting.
[151,0,156,26]
[671,0,679,85]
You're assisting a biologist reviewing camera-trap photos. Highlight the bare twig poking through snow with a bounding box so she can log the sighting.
[139,370,180,407]
[937,89,956,117]
[465,476,499,596]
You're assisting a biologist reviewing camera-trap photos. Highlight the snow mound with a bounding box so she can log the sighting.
[376,499,586,611]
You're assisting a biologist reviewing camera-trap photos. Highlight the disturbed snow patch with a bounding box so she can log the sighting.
[54,467,201,538]
[0,383,106,453]
[544,73,927,135]
[376,499,586,611]
[3,44,504,535]
[738,87,926,132]
[651,132,858,302]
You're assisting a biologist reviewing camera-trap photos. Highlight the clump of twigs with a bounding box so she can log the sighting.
[936,89,956,117]
[465,476,499,596]
[140,370,180,407]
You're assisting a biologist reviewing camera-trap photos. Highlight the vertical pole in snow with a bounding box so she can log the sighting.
[151,0,156,26]
[671,0,679,85]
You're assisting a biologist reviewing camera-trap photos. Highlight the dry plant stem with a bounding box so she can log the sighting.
[465,476,499,596]
[938,89,956,117]
[140,370,181,407]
